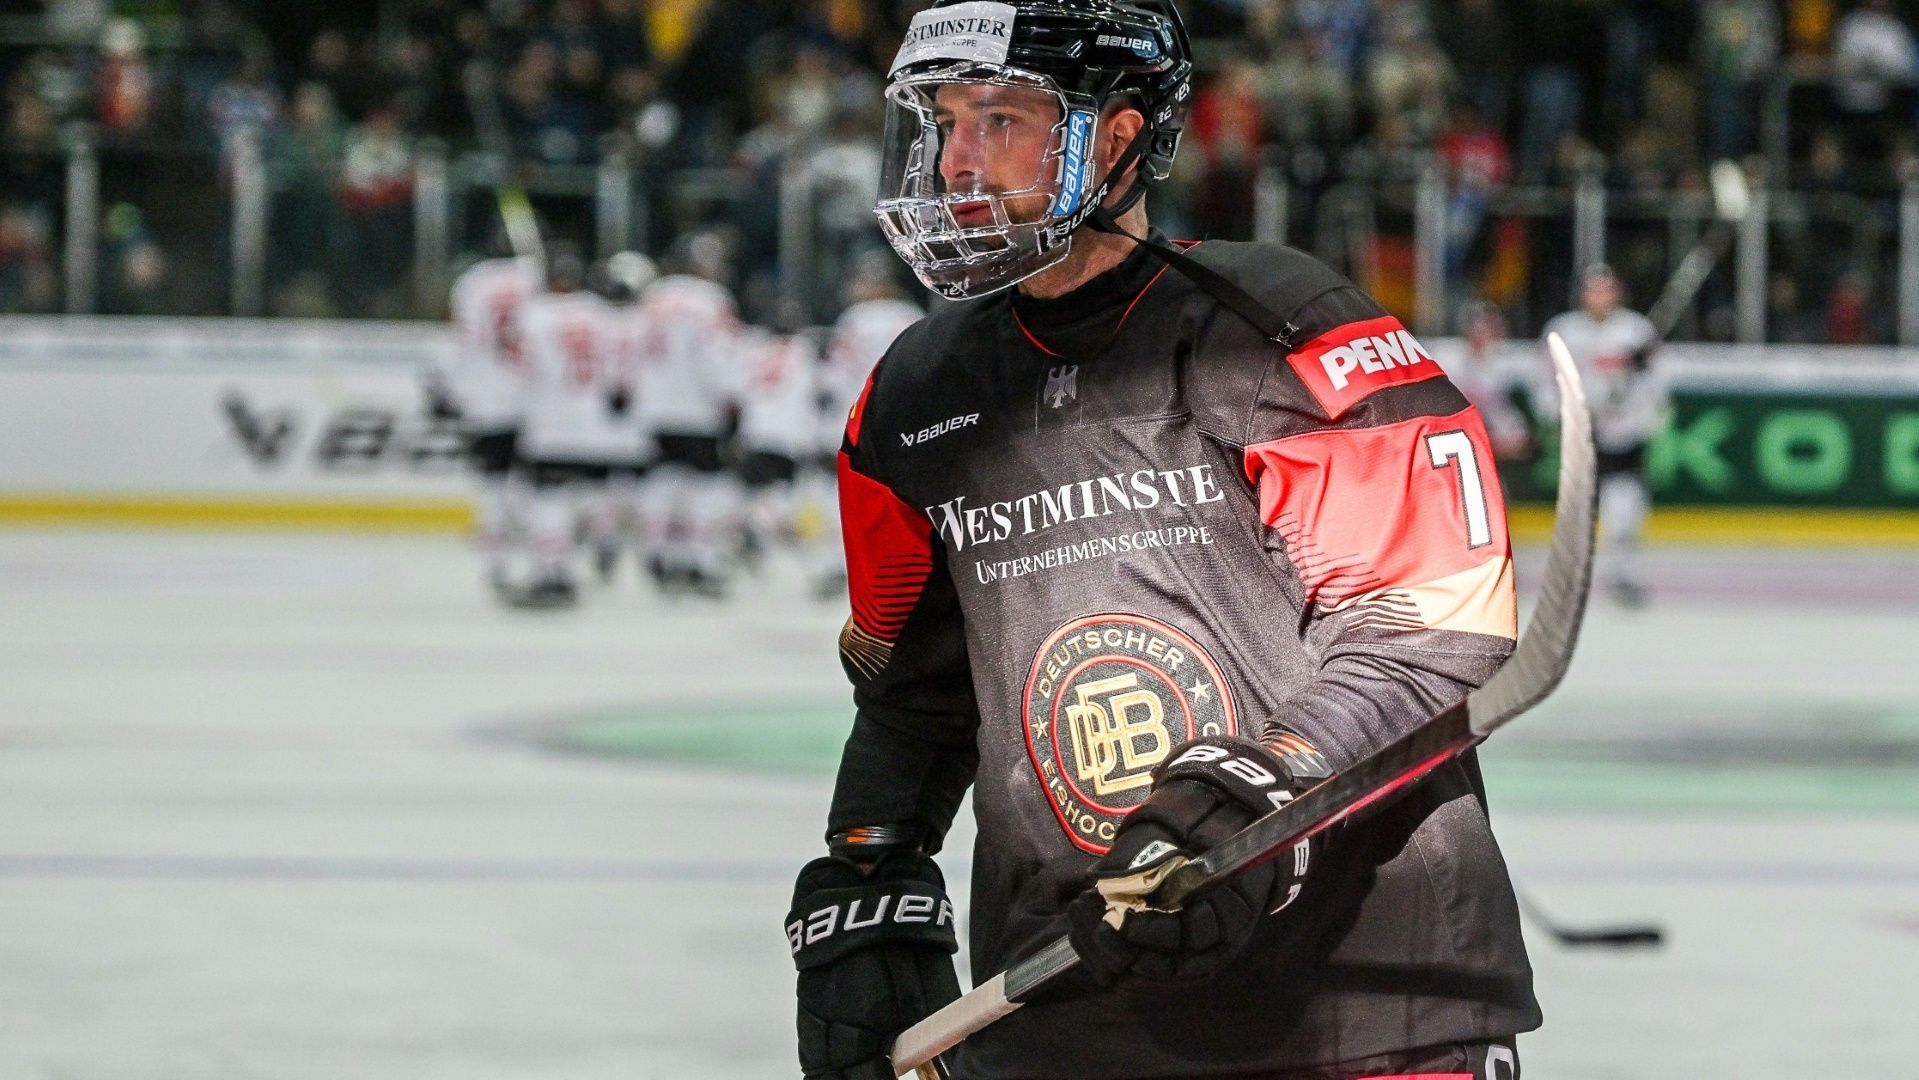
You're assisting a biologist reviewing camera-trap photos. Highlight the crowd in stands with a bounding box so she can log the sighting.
[3,0,1919,342]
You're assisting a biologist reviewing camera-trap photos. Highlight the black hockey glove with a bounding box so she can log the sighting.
[786,852,961,1080]
[1067,734,1327,985]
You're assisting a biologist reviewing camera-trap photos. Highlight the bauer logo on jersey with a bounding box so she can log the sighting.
[1286,315,1444,420]
[1022,614,1236,855]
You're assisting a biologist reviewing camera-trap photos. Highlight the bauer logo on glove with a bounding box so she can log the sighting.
[1065,733,1329,984]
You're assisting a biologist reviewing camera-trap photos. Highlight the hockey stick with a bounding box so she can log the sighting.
[1516,888,1664,949]
[893,335,1598,1079]
[1645,160,1751,340]
[462,60,546,265]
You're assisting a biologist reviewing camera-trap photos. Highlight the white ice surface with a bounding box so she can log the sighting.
[0,531,1914,1079]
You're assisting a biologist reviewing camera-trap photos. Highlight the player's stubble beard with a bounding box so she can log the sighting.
[1018,115,1148,302]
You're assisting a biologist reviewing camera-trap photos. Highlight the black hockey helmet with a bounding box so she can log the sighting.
[876,0,1195,299]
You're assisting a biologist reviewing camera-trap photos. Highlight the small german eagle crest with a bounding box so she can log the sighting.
[1044,365,1079,409]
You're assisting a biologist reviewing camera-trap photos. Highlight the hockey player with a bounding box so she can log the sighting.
[1540,265,1666,606]
[444,247,542,594]
[633,232,748,597]
[1441,301,1533,462]
[786,3,1537,1079]
[592,250,662,582]
[821,253,926,444]
[736,325,828,576]
[814,255,926,595]
[513,247,650,608]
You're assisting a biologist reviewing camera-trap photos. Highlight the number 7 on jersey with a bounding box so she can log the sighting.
[1426,430,1494,550]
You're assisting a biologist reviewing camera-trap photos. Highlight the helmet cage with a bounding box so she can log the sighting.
[876,63,1107,299]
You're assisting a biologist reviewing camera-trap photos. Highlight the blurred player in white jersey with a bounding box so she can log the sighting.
[590,251,661,582]
[820,254,924,448]
[813,254,923,594]
[1540,265,1669,605]
[634,233,746,597]
[441,249,542,594]
[736,325,827,576]
[1441,301,1532,462]
[514,247,652,609]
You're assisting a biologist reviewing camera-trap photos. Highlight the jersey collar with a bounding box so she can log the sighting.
[1010,231,1181,356]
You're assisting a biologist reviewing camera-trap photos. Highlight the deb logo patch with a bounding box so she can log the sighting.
[1022,614,1236,855]
[1285,315,1443,420]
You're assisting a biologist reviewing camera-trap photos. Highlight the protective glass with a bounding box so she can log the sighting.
[876,64,1103,299]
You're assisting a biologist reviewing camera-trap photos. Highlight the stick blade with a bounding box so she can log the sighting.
[1466,333,1597,737]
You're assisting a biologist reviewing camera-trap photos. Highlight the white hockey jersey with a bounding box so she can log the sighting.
[1539,308,1669,452]
[738,330,825,460]
[1435,339,1530,453]
[634,274,745,437]
[821,298,922,451]
[446,257,543,430]
[519,290,649,464]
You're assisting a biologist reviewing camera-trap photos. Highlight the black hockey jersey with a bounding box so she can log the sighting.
[828,237,1541,1077]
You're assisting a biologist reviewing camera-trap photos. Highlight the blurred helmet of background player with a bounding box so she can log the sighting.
[814,251,925,595]
[633,229,749,597]
[1540,264,1668,606]
[511,243,653,609]
[601,250,660,304]
[441,242,543,596]
[1440,301,1532,462]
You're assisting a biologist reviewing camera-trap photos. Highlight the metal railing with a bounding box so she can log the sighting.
[1244,151,1916,346]
[14,121,1919,343]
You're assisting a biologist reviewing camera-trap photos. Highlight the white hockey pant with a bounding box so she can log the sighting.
[639,466,744,578]
[1598,472,1650,587]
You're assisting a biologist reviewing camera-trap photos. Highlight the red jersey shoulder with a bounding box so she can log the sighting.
[1285,314,1445,421]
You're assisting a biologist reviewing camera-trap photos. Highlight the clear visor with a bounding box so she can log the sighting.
[876,65,1101,299]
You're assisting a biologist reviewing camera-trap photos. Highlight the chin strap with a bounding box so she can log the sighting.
[1088,204,1302,347]
[1079,122,1301,347]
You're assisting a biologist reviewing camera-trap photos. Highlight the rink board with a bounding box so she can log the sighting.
[0,316,471,528]
[1,318,1916,538]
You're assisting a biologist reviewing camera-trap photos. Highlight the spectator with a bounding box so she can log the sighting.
[207,50,282,167]
[600,0,656,73]
[1436,101,1512,305]
[98,202,168,315]
[1516,0,1604,184]
[1700,0,1781,162]
[1,95,63,217]
[304,29,384,122]
[1366,0,1452,142]
[1768,271,1826,343]
[1431,0,1516,131]
[1290,0,1376,78]
[0,204,57,313]
[1824,269,1885,343]
[1785,0,1839,61]
[540,0,600,57]
[1188,54,1267,238]
[270,82,345,314]
[1832,0,1917,114]
[555,43,609,145]
[92,18,156,140]
[334,104,414,316]
[1260,2,1360,146]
